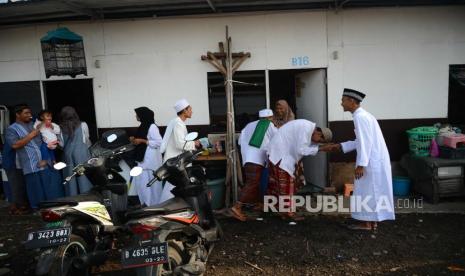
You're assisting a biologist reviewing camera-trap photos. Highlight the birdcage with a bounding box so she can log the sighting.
[41,27,87,78]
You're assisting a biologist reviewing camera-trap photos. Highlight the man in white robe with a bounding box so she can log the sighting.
[266,119,333,220]
[230,109,277,221]
[333,88,395,230]
[159,99,200,203]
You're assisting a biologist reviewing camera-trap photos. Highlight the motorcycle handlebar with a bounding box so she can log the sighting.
[146,177,158,187]
[61,142,134,185]
[75,144,132,171]
[62,171,77,185]
[147,149,203,187]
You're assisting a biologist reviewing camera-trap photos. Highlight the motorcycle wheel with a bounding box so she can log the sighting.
[48,234,89,276]
[136,243,183,276]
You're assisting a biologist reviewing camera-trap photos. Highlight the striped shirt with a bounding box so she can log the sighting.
[6,122,44,175]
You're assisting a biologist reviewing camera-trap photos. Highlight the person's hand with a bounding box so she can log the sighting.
[133,138,142,145]
[194,140,201,149]
[38,160,48,168]
[319,143,341,153]
[355,166,364,180]
[129,136,135,142]
[319,144,336,152]
[47,141,58,149]
[29,129,40,138]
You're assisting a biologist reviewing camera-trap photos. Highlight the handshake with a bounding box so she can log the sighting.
[319,143,342,153]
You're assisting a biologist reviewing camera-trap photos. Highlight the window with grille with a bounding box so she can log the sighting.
[207,70,267,131]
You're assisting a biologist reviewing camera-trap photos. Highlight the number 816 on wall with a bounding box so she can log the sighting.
[291,56,310,66]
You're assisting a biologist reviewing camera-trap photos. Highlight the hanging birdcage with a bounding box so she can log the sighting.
[41,27,87,78]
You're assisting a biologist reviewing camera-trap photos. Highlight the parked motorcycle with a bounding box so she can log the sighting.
[123,132,222,276]
[26,130,135,276]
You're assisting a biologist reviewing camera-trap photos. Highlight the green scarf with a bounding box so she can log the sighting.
[249,119,271,148]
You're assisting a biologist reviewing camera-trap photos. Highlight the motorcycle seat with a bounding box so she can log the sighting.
[126,197,190,219]
[38,193,104,209]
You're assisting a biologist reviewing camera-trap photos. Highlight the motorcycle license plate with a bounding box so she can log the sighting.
[121,242,168,268]
[25,227,71,249]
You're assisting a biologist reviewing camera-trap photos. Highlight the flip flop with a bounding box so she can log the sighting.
[346,223,376,231]
[8,208,19,215]
[290,216,305,222]
[230,207,247,222]
[9,208,28,216]
[253,203,264,212]
[280,214,305,222]
[371,222,378,232]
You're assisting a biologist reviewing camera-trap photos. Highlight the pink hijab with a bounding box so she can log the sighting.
[273,100,295,128]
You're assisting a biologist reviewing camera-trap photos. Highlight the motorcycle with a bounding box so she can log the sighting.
[123,132,222,275]
[26,130,135,276]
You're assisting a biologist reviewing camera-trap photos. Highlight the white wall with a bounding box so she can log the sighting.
[0,11,328,128]
[1,6,464,128]
[327,6,465,121]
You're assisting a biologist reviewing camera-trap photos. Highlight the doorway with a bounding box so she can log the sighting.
[448,65,465,125]
[43,79,98,142]
[269,69,328,188]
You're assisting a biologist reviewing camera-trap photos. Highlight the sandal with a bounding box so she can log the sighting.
[253,203,264,212]
[280,213,305,222]
[371,222,378,232]
[290,215,305,222]
[9,207,29,215]
[346,222,377,232]
[230,207,247,222]
[8,207,19,215]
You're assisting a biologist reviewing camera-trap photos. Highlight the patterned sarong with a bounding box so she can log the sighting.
[267,160,295,197]
[267,160,303,213]
[294,160,306,191]
[239,163,264,204]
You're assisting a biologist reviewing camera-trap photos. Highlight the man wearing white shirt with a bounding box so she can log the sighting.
[159,99,200,202]
[161,99,201,161]
[331,88,395,231]
[266,119,333,221]
[230,109,277,221]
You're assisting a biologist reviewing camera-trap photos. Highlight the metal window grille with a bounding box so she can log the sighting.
[41,28,87,78]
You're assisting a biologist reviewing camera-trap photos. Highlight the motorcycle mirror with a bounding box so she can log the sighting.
[130,166,143,177]
[54,162,67,170]
[184,132,198,142]
[106,134,118,143]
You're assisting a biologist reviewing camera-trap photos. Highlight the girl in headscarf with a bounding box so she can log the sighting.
[60,106,92,196]
[130,107,163,206]
[272,100,295,128]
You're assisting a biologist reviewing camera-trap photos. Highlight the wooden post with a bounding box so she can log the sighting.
[226,28,238,204]
[201,26,250,208]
